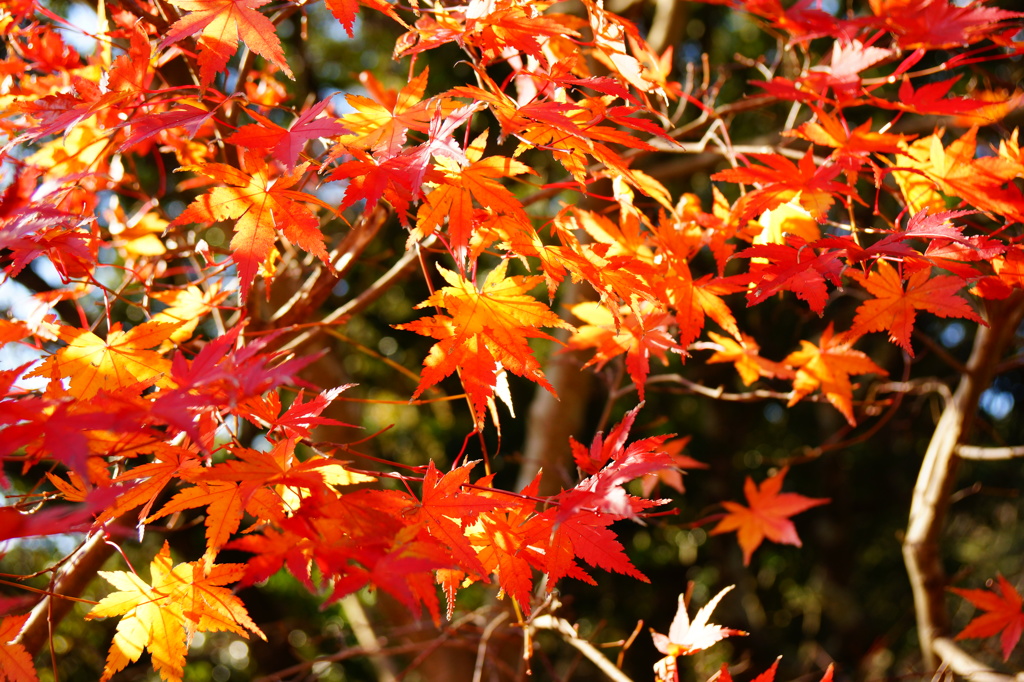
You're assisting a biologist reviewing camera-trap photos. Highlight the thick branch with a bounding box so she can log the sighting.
[903,292,1024,670]
[14,529,116,656]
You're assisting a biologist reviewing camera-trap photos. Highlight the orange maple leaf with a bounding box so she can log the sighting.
[786,107,912,169]
[415,131,536,265]
[566,301,682,400]
[710,467,829,565]
[87,542,264,682]
[170,155,329,300]
[951,574,1024,661]
[160,0,293,91]
[706,331,793,386]
[0,613,38,682]
[338,69,439,156]
[27,320,179,398]
[849,261,982,355]
[397,261,573,425]
[783,324,887,426]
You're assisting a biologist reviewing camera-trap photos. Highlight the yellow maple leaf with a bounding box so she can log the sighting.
[150,283,229,346]
[87,542,264,682]
[28,320,179,398]
[397,261,572,425]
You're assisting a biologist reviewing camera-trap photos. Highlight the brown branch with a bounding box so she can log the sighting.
[14,528,118,656]
[279,233,435,355]
[902,292,1024,670]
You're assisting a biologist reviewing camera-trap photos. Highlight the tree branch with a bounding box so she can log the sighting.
[530,615,635,682]
[955,445,1024,461]
[902,292,1024,670]
[932,637,1024,682]
[14,529,117,656]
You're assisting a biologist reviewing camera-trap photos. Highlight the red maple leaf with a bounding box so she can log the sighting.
[869,0,1022,49]
[951,574,1024,661]
[227,98,349,169]
[402,460,498,578]
[736,237,845,315]
[556,405,676,523]
[710,467,829,565]
[712,149,854,224]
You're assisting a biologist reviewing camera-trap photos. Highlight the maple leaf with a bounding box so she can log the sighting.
[160,0,293,91]
[147,438,360,555]
[640,437,706,497]
[170,155,329,300]
[874,76,991,117]
[786,109,912,170]
[528,507,648,589]
[783,324,887,426]
[401,460,498,577]
[337,69,438,156]
[238,386,353,439]
[667,265,742,349]
[713,659,834,682]
[97,445,203,525]
[712,149,853,224]
[0,487,121,543]
[651,584,746,680]
[555,405,675,523]
[869,0,1023,49]
[227,98,349,169]
[566,301,683,400]
[87,542,264,682]
[710,467,829,565]
[706,331,793,386]
[0,613,38,682]
[952,574,1024,661]
[849,261,982,355]
[736,237,845,315]
[414,132,536,264]
[27,320,179,399]
[397,261,573,425]
[464,475,545,613]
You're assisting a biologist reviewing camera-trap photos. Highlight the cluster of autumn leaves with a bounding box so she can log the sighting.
[3,0,1024,679]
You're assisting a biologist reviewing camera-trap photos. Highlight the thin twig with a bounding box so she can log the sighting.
[932,637,1024,682]
[529,615,635,682]
[955,445,1024,461]
[279,234,436,355]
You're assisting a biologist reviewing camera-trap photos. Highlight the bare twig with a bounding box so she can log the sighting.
[530,615,635,682]
[279,234,436,355]
[932,638,1024,682]
[472,611,509,682]
[340,594,398,682]
[955,445,1024,461]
